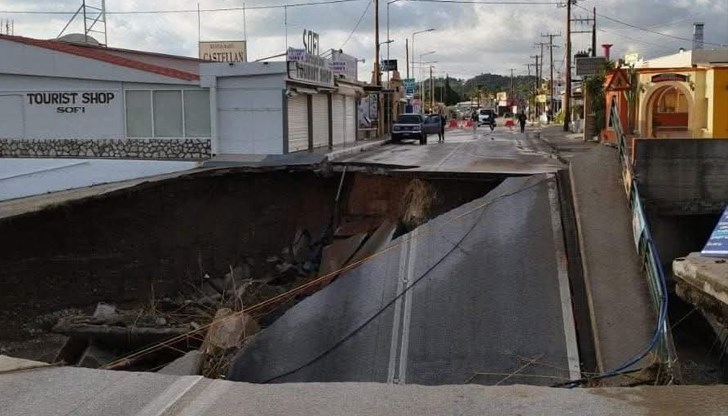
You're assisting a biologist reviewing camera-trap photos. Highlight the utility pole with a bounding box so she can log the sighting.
[565,0,573,132]
[592,7,597,56]
[542,33,560,123]
[430,65,434,111]
[534,42,548,116]
[373,0,381,136]
[525,63,535,120]
[405,38,409,79]
[571,8,596,55]
[531,55,540,117]
[509,68,515,111]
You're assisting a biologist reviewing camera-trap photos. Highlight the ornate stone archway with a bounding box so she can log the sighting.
[641,81,694,138]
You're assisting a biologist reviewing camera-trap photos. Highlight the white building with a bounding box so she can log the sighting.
[201,61,360,156]
[0,34,363,200]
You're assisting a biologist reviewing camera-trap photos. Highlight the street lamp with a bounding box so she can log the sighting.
[418,51,435,102]
[386,0,400,83]
[411,28,435,83]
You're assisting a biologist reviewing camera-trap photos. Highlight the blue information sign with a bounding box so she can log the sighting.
[702,205,728,257]
[404,78,415,96]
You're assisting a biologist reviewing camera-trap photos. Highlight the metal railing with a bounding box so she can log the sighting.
[611,105,673,379]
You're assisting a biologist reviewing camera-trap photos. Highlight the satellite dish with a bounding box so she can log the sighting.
[56,33,101,46]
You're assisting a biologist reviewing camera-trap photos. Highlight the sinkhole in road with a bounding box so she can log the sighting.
[0,168,504,375]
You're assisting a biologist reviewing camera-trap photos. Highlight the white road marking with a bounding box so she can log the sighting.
[397,233,418,384]
[387,241,408,384]
[546,174,582,380]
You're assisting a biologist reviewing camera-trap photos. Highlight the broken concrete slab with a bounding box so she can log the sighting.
[335,217,380,237]
[0,355,48,372]
[78,342,117,369]
[158,350,204,376]
[319,233,368,277]
[350,220,397,264]
[227,175,577,385]
[673,253,728,322]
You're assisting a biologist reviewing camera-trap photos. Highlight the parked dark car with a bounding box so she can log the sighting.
[391,114,440,145]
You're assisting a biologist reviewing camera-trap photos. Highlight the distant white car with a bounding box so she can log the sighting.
[477,109,497,127]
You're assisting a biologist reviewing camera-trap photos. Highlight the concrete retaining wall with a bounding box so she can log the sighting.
[634,138,728,215]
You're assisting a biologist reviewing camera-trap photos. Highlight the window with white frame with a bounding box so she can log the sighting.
[125,89,211,138]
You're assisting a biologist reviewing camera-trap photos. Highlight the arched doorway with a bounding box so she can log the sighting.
[647,85,691,138]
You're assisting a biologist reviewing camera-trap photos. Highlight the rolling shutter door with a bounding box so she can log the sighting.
[331,95,345,146]
[345,96,356,143]
[311,94,329,149]
[287,94,309,152]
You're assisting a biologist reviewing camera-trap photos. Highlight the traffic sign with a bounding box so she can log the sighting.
[404,78,415,96]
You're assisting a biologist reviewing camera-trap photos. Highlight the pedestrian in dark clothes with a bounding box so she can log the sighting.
[518,111,527,133]
[438,113,447,142]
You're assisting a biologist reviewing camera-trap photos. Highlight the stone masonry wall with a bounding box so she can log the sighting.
[0,138,211,160]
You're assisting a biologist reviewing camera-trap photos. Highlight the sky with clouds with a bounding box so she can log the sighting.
[0,0,726,81]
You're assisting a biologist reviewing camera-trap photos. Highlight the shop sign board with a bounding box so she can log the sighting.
[652,73,689,83]
[381,59,398,71]
[330,61,347,74]
[287,29,334,86]
[576,56,607,76]
[25,91,117,114]
[287,48,307,62]
[199,41,247,63]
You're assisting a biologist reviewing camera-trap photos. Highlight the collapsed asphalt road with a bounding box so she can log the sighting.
[228,174,581,385]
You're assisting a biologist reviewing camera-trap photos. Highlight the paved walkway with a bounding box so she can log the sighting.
[537,126,656,376]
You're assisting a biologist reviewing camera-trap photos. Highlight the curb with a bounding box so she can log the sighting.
[568,162,606,373]
[326,139,389,161]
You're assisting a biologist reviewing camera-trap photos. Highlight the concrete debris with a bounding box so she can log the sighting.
[203,308,260,354]
[158,350,204,376]
[292,228,312,264]
[0,355,49,372]
[350,220,397,263]
[335,217,381,237]
[319,233,368,277]
[77,342,117,369]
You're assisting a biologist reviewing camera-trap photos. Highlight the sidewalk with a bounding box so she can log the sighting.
[204,137,389,168]
[535,126,656,376]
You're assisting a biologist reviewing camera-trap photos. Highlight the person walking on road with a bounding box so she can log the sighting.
[471,110,478,134]
[517,111,527,133]
[438,113,447,142]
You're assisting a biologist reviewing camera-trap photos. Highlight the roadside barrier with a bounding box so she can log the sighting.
[610,104,674,382]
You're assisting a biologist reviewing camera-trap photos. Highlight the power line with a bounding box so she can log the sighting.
[340,0,372,49]
[597,28,678,53]
[0,0,364,15]
[406,0,560,3]
[575,3,728,47]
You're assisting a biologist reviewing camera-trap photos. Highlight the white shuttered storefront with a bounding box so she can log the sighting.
[331,95,345,146]
[287,94,309,152]
[345,96,356,143]
[311,94,329,148]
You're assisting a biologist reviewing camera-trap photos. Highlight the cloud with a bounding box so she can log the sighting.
[0,0,726,80]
